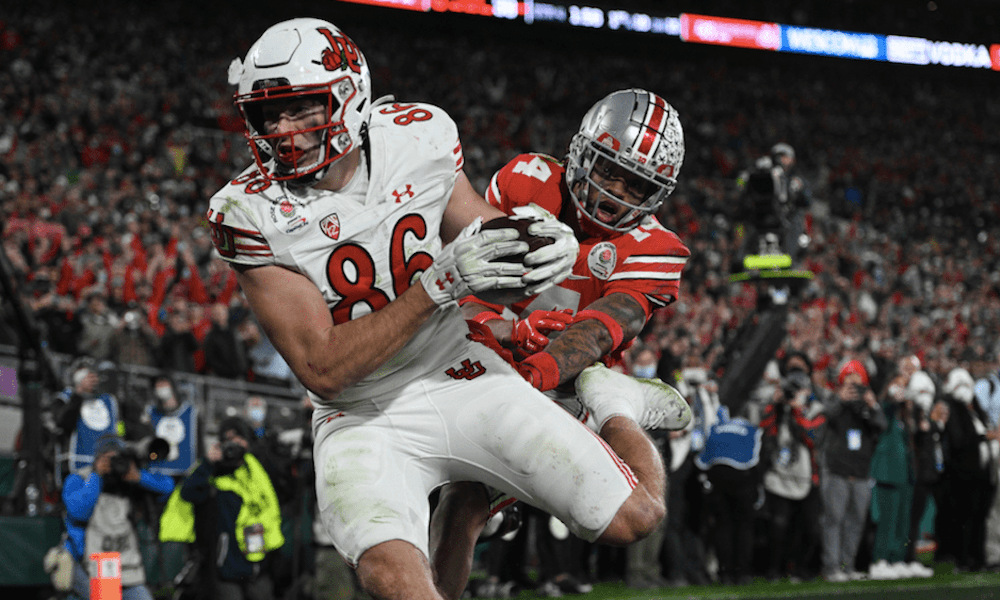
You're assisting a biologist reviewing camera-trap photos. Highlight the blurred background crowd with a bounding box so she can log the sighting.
[1,0,999,598]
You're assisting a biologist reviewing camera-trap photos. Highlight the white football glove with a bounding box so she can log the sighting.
[511,204,579,295]
[420,218,528,306]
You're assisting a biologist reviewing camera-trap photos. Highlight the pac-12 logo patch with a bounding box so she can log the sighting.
[587,242,617,280]
[320,214,341,240]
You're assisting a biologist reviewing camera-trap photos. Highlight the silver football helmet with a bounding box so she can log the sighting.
[566,89,684,233]
[230,18,373,183]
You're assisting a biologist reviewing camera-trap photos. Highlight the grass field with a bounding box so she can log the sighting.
[468,568,1000,600]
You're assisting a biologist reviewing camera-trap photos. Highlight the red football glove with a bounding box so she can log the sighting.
[465,320,516,368]
[511,309,574,355]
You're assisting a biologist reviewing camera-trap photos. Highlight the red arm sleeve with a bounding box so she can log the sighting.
[186,266,210,304]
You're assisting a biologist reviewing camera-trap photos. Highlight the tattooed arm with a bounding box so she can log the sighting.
[462,292,648,391]
[543,292,648,387]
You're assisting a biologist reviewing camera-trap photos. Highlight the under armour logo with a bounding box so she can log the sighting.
[435,271,455,290]
[446,359,486,380]
[391,184,415,203]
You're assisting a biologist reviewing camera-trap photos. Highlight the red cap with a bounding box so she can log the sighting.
[838,359,869,386]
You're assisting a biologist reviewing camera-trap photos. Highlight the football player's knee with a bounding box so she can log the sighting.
[640,499,667,536]
[606,494,666,545]
[357,540,436,599]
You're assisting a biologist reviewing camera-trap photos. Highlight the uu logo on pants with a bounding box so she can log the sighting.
[445,359,486,380]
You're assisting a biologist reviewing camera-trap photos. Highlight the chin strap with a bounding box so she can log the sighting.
[360,121,372,179]
[284,121,372,189]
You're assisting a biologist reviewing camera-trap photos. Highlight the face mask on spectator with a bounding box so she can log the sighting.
[632,364,657,379]
[682,367,707,384]
[944,367,975,405]
[952,385,974,405]
[248,407,266,423]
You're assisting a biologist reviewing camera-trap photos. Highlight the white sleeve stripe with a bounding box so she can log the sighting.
[488,172,501,204]
[609,271,681,281]
[647,294,673,307]
[623,256,688,265]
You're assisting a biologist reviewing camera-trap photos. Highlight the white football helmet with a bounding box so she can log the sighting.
[566,89,684,233]
[230,18,373,183]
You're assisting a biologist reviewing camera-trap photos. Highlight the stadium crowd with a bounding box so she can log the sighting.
[2,0,1000,597]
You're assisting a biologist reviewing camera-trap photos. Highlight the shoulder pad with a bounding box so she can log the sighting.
[206,181,273,266]
[368,102,464,186]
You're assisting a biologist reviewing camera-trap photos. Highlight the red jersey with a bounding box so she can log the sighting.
[485,153,690,322]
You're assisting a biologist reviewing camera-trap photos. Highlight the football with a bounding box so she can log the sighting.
[481,215,554,261]
[475,215,555,305]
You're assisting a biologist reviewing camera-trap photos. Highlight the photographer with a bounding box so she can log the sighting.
[819,360,887,581]
[60,434,175,600]
[759,352,826,581]
[144,375,201,477]
[52,362,123,478]
[164,417,284,600]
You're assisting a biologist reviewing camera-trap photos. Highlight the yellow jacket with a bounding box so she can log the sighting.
[160,453,284,561]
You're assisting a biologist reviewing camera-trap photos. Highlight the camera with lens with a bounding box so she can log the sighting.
[781,369,811,399]
[108,451,135,480]
[219,440,246,468]
[105,436,169,482]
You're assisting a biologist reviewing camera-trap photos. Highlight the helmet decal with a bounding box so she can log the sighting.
[596,132,621,151]
[636,94,668,159]
[317,28,363,74]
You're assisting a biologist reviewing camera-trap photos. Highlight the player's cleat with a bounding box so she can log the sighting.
[575,363,692,431]
[479,502,522,542]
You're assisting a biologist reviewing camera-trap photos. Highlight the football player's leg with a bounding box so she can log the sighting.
[356,540,444,600]
[590,416,666,545]
[444,359,644,545]
[429,482,490,600]
[314,412,441,600]
[571,363,698,542]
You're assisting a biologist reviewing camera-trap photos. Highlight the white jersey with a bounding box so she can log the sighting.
[208,101,636,565]
[206,101,470,405]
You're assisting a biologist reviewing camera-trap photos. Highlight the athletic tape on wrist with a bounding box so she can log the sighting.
[519,351,560,391]
[573,310,625,351]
